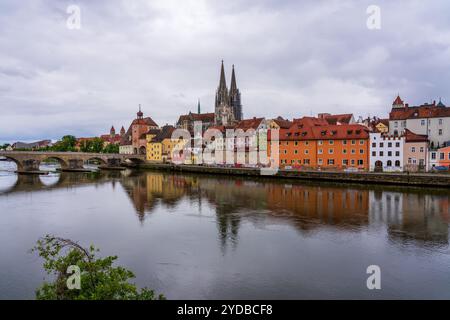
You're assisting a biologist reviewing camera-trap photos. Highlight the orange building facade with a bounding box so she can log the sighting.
[269,117,370,171]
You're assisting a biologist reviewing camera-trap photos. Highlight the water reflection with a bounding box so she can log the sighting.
[2,169,449,250]
[3,158,450,300]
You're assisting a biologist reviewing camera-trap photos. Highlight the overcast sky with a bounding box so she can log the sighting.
[1,0,449,143]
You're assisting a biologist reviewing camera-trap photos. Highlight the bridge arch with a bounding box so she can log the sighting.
[85,157,107,166]
[41,156,69,170]
[2,156,23,171]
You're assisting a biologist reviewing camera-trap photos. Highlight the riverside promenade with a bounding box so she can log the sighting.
[137,163,450,188]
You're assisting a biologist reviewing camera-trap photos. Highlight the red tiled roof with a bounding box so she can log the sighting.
[131,117,158,127]
[393,95,404,105]
[235,117,265,131]
[272,117,292,129]
[404,128,428,143]
[389,105,450,120]
[269,123,369,141]
[151,125,176,142]
[177,112,215,124]
[321,114,354,125]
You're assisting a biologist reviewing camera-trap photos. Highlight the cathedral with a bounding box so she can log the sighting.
[214,61,243,125]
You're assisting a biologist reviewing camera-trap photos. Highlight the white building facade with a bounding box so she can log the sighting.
[388,96,450,148]
[369,132,404,172]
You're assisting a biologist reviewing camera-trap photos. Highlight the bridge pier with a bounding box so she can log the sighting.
[99,158,126,171]
[15,159,49,174]
[59,159,90,172]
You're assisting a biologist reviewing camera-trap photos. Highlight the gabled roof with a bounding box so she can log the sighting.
[151,125,176,143]
[235,117,265,131]
[321,113,354,125]
[131,116,158,127]
[389,105,450,120]
[404,128,428,143]
[272,117,292,129]
[393,95,404,105]
[268,122,369,141]
[176,112,215,124]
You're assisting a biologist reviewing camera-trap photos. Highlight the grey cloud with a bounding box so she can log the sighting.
[1,0,450,143]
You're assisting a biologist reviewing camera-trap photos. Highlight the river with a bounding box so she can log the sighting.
[0,160,449,299]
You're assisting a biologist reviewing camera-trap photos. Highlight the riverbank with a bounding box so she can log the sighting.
[136,163,450,188]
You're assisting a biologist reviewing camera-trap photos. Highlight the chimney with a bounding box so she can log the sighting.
[405,103,409,108]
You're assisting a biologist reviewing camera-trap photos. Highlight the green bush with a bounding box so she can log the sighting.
[32,235,164,300]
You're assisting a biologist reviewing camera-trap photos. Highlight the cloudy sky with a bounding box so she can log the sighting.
[1,0,449,143]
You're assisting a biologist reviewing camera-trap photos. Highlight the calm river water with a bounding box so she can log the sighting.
[0,160,449,299]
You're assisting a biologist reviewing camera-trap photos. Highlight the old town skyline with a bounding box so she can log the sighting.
[1,1,450,143]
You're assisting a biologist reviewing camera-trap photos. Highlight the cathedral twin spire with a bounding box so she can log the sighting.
[215,60,243,125]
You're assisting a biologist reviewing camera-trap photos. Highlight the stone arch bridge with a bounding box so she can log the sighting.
[0,151,145,172]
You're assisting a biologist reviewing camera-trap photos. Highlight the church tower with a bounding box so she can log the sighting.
[214,61,235,125]
[229,64,243,121]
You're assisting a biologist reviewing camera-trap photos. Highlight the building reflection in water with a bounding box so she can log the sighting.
[118,171,450,248]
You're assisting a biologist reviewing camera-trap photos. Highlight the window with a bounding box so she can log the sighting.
[411,147,415,153]
[291,160,295,164]
[343,149,347,154]
[329,148,334,154]
[408,158,412,164]
[318,140,323,145]
[439,129,443,136]
[285,141,289,146]
[431,152,436,160]
[395,160,400,167]
[395,142,400,148]
[351,149,356,154]
[304,149,309,154]
[379,151,384,156]
[394,122,398,128]
[297,160,301,164]
[343,140,347,145]
[420,147,424,153]
[360,140,364,145]
[329,140,334,145]
[387,160,392,167]
[343,159,349,165]
[294,141,298,146]
[372,151,376,156]
[448,153,450,160]
[360,149,364,154]
[305,141,309,146]
[351,140,356,145]
[351,159,355,165]
[284,150,287,154]
[303,159,310,165]
[379,142,384,148]
[372,142,376,148]
[395,151,400,157]
[327,159,335,165]
[421,120,425,126]
[439,119,443,125]
[440,153,445,160]
[358,160,363,165]
[318,149,323,154]
[294,150,298,154]
[318,159,323,165]
[388,142,392,148]
[388,151,392,157]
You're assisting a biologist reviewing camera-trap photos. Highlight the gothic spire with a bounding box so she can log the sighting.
[230,64,237,93]
[219,60,227,91]
[197,99,201,114]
